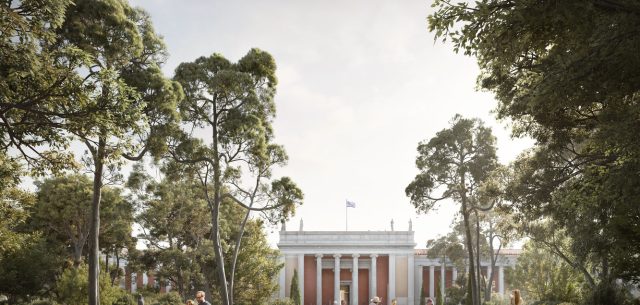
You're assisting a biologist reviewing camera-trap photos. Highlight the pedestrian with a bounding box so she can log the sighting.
[510,289,522,305]
[195,291,211,305]
[137,294,144,305]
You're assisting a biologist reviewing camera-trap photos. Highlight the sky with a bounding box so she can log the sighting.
[128,0,534,248]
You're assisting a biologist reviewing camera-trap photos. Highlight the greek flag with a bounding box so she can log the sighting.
[346,200,356,208]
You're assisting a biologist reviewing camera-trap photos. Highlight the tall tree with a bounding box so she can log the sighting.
[290,269,301,305]
[172,49,303,305]
[406,114,498,305]
[428,0,640,286]
[54,1,183,304]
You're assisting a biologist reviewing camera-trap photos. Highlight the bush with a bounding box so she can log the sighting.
[152,292,182,305]
[28,300,59,305]
[55,264,122,305]
[270,298,295,305]
[113,293,136,305]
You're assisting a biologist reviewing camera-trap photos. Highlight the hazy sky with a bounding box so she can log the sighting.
[129,0,533,248]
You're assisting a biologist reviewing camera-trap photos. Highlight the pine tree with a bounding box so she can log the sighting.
[420,286,426,305]
[290,269,301,305]
[436,280,444,305]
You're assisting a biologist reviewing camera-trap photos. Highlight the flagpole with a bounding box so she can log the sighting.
[345,202,348,231]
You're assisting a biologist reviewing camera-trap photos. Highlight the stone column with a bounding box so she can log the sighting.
[487,265,492,293]
[316,254,323,305]
[498,266,504,295]
[334,254,341,304]
[408,255,415,305]
[429,265,435,298]
[452,267,458,283]
[279,255,286,298]
[352,254,359,305]
[298,254,305,303]
[370,254,378,299]
[415,265,423,305]
[389,254,396,302]
[440,262,445,300]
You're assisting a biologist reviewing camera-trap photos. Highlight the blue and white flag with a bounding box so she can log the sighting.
[346,200,356,208]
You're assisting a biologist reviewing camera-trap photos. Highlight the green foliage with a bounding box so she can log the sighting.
[172,49,303,305]
[31,174,134,267]
[0,233,64,303]
[0,153,35,257]
[55,264,122,305]
[290,269,301,305]
[113,293,136,305]
[436,282,443,305]
[270,299,295,305]
[151,292,182,305]
[428,0,640,288]
[511,242,583,304]
[0,0,81,174]
[406,114,498,305]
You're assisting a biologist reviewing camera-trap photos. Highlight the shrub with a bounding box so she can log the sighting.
[270,298,295,305]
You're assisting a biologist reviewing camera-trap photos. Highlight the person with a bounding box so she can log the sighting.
[137,294,144,305]
[195,291,211,305]
[392,299,397,305]
[370,296,381,304]
[186,300,195,305]
[426,298,433,305]
[341,300,346,305]
[510,289,522,305]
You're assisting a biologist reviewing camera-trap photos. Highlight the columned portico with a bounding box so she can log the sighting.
[275,228,519,305]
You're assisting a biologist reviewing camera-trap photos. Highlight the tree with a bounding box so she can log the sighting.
[511,241,583,304]
[436,280,444,305]
[290,269,301,305]
[0,152,66,303]
[428,0,640,286]
[0,0,83,173]
[172,49,303,305]
[32,174,134,268]
[406,114,498,305]
[129,165,281,304]
[54,1,183,303]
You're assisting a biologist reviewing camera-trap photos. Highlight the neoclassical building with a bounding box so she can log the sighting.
[276,222,519,305]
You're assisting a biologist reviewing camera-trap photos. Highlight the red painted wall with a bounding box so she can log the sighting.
[376,256,389,305]
[323,269,334,305]
[136,271,144,288]
[125,268,132,292]
[305,256,316,305]
[358,269,370,305]
[422,267,429,297]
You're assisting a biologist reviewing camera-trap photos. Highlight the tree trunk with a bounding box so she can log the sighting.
[229,205,252,305]
[89,136,106,305]
[474,212,482,303]
[461,202,479,305]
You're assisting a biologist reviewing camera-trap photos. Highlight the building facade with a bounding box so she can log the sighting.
[277,224,518,305]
